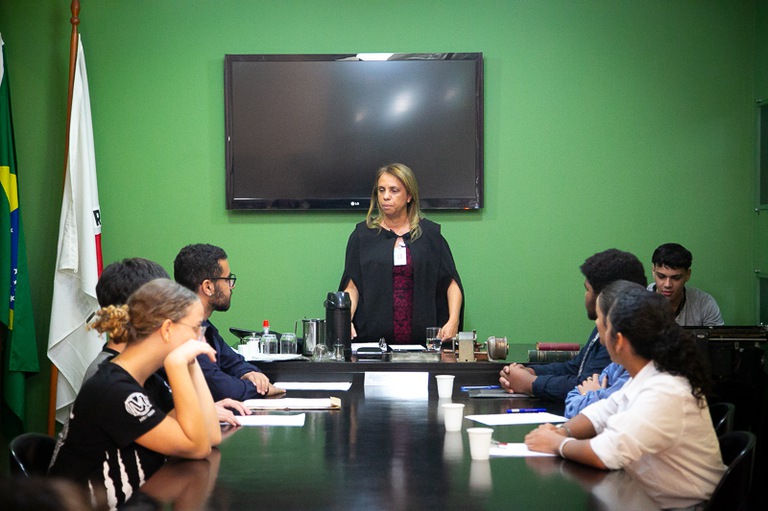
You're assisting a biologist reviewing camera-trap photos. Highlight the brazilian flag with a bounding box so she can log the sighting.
[0,35,39,441]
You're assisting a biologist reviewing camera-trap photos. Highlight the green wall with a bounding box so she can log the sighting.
[0,0,758,436]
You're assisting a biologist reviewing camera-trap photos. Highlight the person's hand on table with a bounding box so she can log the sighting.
[525,423,565,455]
[215,398,250,427]
[265,383,286,397]
[577,373,606,395]
[499,363,536,394]
[439,319,459,341]
[350,323,357,339]
[501,362,535,375]
[241,371,270,395]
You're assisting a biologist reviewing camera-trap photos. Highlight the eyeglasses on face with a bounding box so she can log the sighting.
[174,321,207,340]
[208,273,237,288]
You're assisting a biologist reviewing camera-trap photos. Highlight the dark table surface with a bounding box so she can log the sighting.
[257,356,510,387]
[131,364,660,511]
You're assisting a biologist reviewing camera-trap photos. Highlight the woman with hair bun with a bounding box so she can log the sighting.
[49,279,221,511]
[525,281,725,509]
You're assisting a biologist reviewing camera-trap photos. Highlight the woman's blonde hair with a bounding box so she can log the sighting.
[89,278,198,344]
[365,163,423,240]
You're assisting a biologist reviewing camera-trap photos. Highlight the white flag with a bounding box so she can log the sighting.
[47,35,104,424]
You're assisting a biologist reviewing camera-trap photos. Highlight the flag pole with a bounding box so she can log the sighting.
[47,0,80,436]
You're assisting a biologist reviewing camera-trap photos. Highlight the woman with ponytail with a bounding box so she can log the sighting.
[49,279,221,511]
[525,281,725,509]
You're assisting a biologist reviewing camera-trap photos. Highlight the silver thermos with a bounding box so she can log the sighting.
[299,318,325,356]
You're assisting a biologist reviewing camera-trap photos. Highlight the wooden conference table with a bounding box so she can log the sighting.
[130,359,660,511]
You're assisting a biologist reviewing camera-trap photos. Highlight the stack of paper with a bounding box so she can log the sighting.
[466,412,566,426]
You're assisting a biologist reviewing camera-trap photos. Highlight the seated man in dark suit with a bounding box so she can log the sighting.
[499,249,647,401]
[174,243,284,400]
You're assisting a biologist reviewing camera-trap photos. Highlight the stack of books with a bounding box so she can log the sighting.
[527,342,581,362]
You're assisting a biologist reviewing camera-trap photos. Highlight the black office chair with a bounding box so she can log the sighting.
[8,433,57,477]
[705,430,756,511]
[709,402,736,437]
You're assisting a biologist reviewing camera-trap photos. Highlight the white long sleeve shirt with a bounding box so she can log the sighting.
[582,362,725,509]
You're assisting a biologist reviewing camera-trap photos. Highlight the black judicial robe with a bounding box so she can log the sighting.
[340,218,464,343]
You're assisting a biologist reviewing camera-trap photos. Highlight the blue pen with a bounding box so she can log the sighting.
[461,385,501,391]
[506,408,546,413]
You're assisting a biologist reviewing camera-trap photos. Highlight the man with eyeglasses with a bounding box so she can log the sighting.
[82,257,252,426]
[647,243,723,327]
[174,243,284,401]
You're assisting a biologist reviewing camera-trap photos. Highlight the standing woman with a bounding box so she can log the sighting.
[340,163,463,344]
[49,279,221,511]
[524,282,724,509]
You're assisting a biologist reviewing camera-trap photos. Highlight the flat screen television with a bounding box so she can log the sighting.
[224,53,484,210]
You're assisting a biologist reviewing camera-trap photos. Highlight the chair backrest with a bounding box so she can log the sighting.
[8,433,57,478]
[706,430,756,511]
[709,402,736,437]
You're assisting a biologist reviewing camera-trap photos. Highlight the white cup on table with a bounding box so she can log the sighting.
[442,403,465,432]
[435,374,455,399]
[467,427,494,460]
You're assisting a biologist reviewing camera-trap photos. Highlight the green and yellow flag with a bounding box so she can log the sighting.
[0,34,39,440]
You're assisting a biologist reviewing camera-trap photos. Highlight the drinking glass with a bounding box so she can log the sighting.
[280,333,298,354]
[426,327,441,351]
[262,334,278,354]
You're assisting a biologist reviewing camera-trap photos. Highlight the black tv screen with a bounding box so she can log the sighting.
[224,53,483,210]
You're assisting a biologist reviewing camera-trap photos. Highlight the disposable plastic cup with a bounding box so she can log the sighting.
[467,427,494,460]
[442,403,465,432]
[435,374,455,399]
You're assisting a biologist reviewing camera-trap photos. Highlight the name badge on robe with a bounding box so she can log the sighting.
[394,243,407,266]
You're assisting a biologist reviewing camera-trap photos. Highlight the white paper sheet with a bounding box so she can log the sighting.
[243,397,341,410]
[466,412,567,426]
[234,413,306,427]
[363,371,429,400]
[274,381,352,391]
[489,442,556,457]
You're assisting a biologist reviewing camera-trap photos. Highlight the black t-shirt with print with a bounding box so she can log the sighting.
[49,362,168,510]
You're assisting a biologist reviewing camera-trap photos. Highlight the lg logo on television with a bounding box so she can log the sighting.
[350,201,360,206]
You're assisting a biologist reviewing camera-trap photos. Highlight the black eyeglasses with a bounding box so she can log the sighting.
[208,273,237,288]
